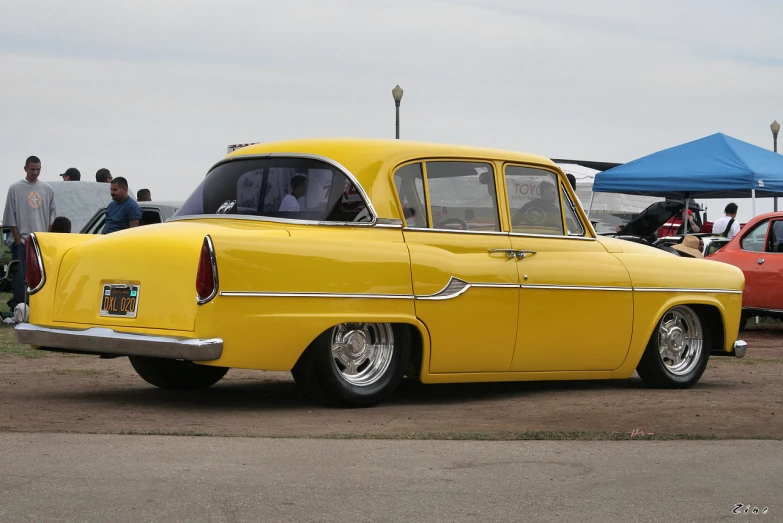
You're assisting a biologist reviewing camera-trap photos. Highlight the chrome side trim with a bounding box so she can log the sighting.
[221,283,740,300]
[376,218,403,226]
[416,277,470,301]
[220,291,414,300]
[14,323,223,361]
[169,214,378,228]
[196,235,219,305]
[403,228,506,236]
[26,233,46,295]
[634,287,743,294]
[202,152,379,226]
[521,284,632,292]
[416,277,517,301]
[509,232,597,241]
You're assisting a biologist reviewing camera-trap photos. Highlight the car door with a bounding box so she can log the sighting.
[735,219,783,310]
[396,161,520,373]
[503,164,634,372]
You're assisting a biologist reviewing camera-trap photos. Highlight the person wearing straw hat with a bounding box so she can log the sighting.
[672,234,704,258]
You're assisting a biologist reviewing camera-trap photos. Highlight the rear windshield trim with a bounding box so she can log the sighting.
[200,152,378,224]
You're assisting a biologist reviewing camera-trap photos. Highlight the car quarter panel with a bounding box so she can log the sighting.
[195,226,416,370]
[607,250,745,377]
[25,232,98,326]
[50,222,225,332]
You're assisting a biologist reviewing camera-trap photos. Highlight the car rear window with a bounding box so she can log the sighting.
[174,157,371,223]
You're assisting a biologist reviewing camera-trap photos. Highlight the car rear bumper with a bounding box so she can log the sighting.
[14,323,223,361]
[732,340,747,358]
[711,340,746,359]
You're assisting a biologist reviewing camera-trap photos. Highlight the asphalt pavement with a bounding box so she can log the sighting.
[0,434,779,522]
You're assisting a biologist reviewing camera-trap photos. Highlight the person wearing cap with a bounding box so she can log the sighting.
[678,208,700,233]
[672,235,704,259]
[59,167,81,181]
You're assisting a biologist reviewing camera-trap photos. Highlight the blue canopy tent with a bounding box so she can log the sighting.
[591,133,783,220]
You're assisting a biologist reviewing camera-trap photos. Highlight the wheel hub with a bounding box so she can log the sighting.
[656,306,703,376]
[344,330,368,358]
[331,323,394,387]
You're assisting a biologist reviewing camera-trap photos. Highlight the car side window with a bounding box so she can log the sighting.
[562,187,585,236]
[393,163,428,228]
[423,161,500,232]
[740,220,769,253]
[768,221,783,253]
[505,166,564,235]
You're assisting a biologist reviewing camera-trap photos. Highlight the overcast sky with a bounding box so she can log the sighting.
[2,0,782,221]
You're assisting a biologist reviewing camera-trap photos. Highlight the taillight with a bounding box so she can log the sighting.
[25,234,45,294]
[196,235,218,304]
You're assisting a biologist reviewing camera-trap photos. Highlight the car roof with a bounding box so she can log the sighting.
[225,138,559,219]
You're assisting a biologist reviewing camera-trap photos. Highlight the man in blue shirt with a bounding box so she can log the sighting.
[103,177,142,234]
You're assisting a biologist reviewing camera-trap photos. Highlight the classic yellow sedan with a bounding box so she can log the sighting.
[15,139,747,406]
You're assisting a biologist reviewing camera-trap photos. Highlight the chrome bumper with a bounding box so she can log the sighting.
[14,323,223,361]
[732,340,747,359]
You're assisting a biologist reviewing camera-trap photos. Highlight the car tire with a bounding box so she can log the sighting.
[636,305,710,389]
[291,323,410,407]
[129,356,229,390]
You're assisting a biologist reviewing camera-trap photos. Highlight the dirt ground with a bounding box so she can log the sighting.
[1,324,781,439]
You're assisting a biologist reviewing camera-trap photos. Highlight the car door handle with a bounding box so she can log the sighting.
[757,258,765,265]
[488,249,537,260]
[488,249,518,259]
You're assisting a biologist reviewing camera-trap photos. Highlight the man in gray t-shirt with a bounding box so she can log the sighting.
[2,156,57,310]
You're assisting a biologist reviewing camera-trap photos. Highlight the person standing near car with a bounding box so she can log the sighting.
[2,156,57,310]
[713,203,740,239]
[103,177,142,234]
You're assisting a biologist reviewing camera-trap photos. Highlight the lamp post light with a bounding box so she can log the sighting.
[773,120,780,211]
[392,84,404,139]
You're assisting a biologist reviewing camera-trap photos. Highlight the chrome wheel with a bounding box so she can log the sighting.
[330,323,394,387]
[655,305,704,376]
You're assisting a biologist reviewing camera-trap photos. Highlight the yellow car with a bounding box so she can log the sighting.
[15,139,747,406]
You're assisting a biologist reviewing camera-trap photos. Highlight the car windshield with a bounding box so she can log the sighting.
[175,157,371,223]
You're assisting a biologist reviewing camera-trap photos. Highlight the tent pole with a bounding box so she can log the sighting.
[587,192,595,218]
[752,189,756,216]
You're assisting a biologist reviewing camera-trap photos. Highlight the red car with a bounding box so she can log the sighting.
[708,211,783,326]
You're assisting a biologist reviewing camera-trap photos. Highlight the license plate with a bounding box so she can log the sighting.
[100,284,140,318]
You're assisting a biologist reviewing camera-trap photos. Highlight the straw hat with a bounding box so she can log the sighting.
[672,235,703,258]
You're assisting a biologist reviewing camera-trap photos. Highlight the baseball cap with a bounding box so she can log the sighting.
[59,167,81,180]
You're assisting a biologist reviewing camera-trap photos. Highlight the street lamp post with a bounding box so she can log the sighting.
[392,85,404,139]
[773,120,780,211]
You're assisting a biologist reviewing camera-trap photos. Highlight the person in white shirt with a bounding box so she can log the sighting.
[712,202,740,239]
[279,175,308,212]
